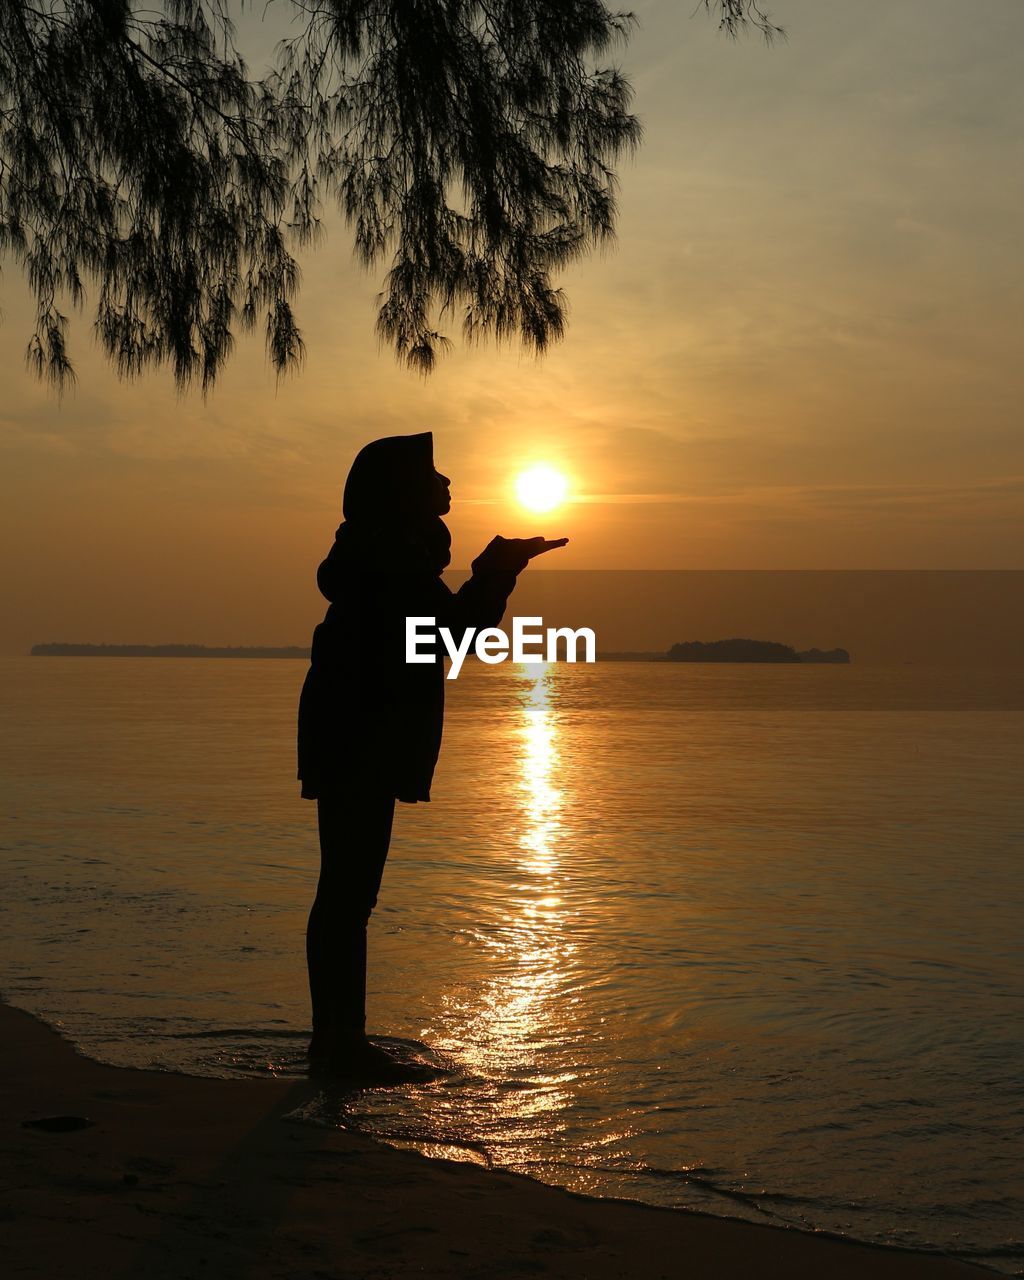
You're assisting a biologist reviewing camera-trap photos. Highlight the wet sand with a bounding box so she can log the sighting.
[1,1001,987,1279]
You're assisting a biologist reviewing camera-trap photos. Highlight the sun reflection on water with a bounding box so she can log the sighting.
[434,662,583,1147]
[519,663,562,877]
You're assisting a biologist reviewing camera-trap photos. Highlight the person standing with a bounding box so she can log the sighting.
[298,432,566,1076]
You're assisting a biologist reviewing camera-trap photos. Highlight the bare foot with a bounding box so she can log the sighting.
[307,1033,436,1084]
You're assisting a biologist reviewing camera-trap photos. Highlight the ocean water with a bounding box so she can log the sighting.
[1,655,1022,1272]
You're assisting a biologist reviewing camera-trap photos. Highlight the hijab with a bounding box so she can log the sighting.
[317,432,451,601]
[342,431,437,522]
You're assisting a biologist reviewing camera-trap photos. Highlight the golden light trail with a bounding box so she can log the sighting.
[518,665,561,878]
[436,665,578,1111]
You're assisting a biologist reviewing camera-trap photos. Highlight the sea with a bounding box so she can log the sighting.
[1,655,1022,1273]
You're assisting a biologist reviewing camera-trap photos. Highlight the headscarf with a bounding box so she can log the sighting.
[342,431,438,522]
[318,432,451,600]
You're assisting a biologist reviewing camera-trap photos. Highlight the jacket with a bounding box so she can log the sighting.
[297,523,516,802]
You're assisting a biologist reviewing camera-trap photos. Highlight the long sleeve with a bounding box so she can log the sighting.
[299,545,520,803]
[426,567,518,638]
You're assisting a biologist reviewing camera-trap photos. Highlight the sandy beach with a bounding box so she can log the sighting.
[1,1001,989,1280]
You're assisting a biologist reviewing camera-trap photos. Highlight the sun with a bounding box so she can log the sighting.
[515,465,568,513]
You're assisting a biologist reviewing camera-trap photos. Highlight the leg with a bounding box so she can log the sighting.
[307,786,395,1056]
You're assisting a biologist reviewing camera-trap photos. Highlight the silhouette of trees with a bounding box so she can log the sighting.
[0,2,779,389]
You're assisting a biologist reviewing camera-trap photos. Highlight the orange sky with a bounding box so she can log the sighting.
[2,1,1023,651]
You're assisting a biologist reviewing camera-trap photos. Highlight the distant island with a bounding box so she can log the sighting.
[31,639,850,664]
[598,640,850,664]
[594,651,669,662]
[667,639,850,664]
[30,643,310,659]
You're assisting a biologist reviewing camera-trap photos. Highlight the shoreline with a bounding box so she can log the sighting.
[1,1000,990,1279]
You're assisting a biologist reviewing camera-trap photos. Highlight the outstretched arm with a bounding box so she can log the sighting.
[433,536,569,634]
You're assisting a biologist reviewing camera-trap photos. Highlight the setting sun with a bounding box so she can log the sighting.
[515,465,569,513]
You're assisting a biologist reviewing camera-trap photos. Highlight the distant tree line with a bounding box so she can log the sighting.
[667,640,850,663]
[31,636,850,663]
[31,643,310,658]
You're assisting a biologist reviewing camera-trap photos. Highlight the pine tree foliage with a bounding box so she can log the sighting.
[706,1,783,41]
[0,1,778,388]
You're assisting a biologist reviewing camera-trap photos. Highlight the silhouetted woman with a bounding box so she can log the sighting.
[298,432,566,1076]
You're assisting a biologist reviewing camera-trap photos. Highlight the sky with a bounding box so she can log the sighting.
[1,0,1023,652]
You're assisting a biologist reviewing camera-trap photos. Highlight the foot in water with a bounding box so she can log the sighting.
[307,1032,438,1084]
